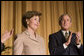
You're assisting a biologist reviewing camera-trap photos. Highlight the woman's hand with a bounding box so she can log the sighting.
[1,29,14,43]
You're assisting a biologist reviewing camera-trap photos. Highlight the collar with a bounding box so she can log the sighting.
[24,29,39,42]
[61,30,69,36]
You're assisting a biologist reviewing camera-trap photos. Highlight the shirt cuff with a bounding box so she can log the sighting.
[63,43,68,49]
[76,43,81,48]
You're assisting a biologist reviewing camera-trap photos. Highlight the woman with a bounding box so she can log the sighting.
[1,29,14,52]
[14,11,46,55]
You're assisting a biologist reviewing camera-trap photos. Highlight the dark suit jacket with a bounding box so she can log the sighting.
[1,42,5,52]
[49,30,83,55]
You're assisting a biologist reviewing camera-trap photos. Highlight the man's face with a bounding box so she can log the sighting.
[61,15,72,30]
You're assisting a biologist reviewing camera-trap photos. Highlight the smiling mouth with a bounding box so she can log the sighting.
[64,24,68,26]
[64,25,67,26]
[35,24,38,27]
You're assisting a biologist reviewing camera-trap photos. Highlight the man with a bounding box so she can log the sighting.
[49,14,83,55]
[1,29,14,52]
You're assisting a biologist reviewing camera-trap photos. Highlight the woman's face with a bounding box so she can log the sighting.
[27,16,40,31]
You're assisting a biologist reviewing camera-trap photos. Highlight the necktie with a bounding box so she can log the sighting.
[65,32,69,41]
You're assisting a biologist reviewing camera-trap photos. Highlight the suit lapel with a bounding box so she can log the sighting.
[24,30,39,43]
[69,31,71,37]
[59,30,67,43]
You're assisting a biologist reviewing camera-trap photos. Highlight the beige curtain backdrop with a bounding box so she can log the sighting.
[1,1,83,55]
